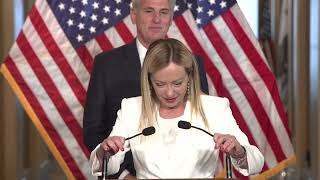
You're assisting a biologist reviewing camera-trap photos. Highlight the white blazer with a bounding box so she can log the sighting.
[90,95,264,178]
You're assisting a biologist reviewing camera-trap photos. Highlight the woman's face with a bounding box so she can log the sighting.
[150,62,188,110]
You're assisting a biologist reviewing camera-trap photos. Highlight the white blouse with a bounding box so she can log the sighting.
[90,95,264,179]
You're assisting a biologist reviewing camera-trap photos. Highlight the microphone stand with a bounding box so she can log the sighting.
[178,120,233,178]
[100,152,109,180]
[226,154,232,178]
[99,126,155,179]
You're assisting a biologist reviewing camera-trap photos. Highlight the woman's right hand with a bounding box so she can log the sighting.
[97,136,125,158]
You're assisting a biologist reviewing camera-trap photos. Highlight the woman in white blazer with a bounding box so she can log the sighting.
[90,38,264,179]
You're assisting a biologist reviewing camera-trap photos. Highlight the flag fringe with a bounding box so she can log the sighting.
[0,64,75,180]
[215,166,226,178]
[208,154,296,179]
[252,155,297,180]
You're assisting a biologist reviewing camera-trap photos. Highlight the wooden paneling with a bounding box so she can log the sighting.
[0,1,3,179]
[0,0,16,179]
[289,0,310,170]
[309,0,320,178]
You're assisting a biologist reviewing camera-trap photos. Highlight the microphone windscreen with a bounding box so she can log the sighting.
[142,126,156,136]
[178,120,191,129]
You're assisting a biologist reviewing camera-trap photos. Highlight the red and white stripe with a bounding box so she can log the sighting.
[6,43,90,179]
[5,1,92,179]
[219,5,292,173]
[169,5,294,177]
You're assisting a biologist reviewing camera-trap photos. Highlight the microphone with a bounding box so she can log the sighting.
[100,126,156,180]
[125,126,156,140]
[178,120,214,137]
[178,120,232,178]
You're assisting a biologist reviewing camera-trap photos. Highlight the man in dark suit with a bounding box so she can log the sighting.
[83,0,208,179]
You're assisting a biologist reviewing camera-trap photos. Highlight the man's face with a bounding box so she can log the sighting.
[130,0,173,48]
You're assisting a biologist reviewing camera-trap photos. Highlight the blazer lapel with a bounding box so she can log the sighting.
[123,40,141,83]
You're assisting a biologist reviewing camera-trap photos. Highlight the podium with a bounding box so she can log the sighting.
[98,157,234,180]
[99,152,234,180]
[98,177,238,180]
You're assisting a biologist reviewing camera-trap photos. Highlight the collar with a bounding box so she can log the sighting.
[136,38,148,67]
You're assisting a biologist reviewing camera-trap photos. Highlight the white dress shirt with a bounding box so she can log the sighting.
[136,39,147,67]
[90,95,264,178]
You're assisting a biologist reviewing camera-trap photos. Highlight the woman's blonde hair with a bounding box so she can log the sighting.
[139,38,208,131]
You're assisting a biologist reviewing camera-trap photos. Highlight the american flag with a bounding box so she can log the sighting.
[0,0,295,179]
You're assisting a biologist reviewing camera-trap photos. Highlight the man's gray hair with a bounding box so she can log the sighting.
[132,0,176,11]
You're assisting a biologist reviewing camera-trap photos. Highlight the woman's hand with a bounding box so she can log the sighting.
[97,136,125,159]
[213,133,246,159]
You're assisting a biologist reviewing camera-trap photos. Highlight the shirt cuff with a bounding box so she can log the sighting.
[118,169,130,179]
[231,146,249,176]
[90,144,103,176]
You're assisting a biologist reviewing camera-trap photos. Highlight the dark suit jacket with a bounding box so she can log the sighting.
[83,40,208,177]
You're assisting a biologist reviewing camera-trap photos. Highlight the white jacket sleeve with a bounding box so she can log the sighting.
[90,98,131,176]
[216,97,264,175]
